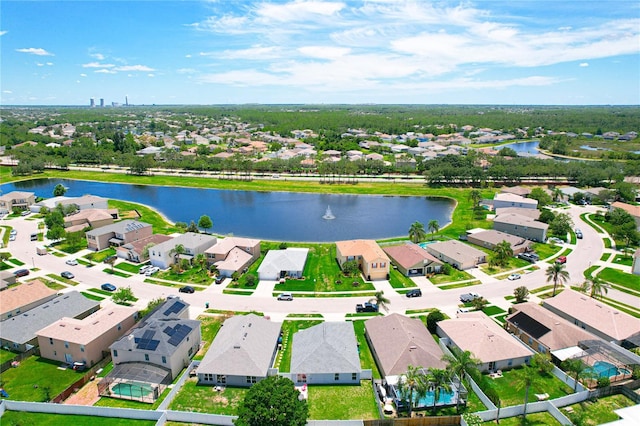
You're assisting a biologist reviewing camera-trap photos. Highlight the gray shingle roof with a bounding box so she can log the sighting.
[85,220,151,237]
[290,322,361,375]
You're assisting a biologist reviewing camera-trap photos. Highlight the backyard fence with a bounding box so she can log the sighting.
[50,356,112,404]
[0,347,39,374]
[364,416,460,426]
[589,382,640,403]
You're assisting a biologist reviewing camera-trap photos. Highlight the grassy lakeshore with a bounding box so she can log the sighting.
[0,167,495,240]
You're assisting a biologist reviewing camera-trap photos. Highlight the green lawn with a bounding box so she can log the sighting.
[51,238,88,254]
[1,348,18,364]
[565,394,636,426]
[275,320,324,371]
[36,277,67,291]
[611,255,633,267]
[388,268,418,289]
[156,267,213,285]
[482,411,562,425]
[482,306,506,316]
[168,379,247,415]
[103,268,132,278]
[194,315,225,360]
[352,320,381,379]
[307,381,379,420]
[430,269,475,284]
[45,273,78,286]
[108,199,180,235]
[115,262,147,273]
[597,268,640,291]
[1,356,83,402]
[87,248,117,263]
[0,411,157,426]
[81,292,105,301]
[89,287,116,296]
[487,367,574,407]
[530,242,563,262]
[481,257,530,275]
[6,258,25,266]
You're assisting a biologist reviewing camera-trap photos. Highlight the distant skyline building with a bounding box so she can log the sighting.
[90,98,95,108]
[125,96,128,106]
[100,98,104,107]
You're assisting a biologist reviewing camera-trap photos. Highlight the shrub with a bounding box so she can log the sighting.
[426,310,445,333]
[597,377,610,388]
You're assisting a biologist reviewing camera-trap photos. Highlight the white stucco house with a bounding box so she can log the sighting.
[257,248,309,281]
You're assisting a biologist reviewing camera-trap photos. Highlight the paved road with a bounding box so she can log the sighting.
[3,204,637,322]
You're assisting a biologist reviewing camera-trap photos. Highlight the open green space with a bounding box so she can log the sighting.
[352,320,381,379]
[1,348,18,364]
[51,237,87,254]
[108,199,181,235]
[597,268,640,291]
[89,287,117,296]
[486,367,574,407]
[169,379,248,415]
[86,248,116,263]
[482,306,506,316]
[308,381,379,420]
[430,269,475,284]
[194,315,225,360]
[6,258,25,266]
[115,262,147,273]
[275,320,324,372]
[530,242,563,262]
[565,394,636,426]
[103,268,132,278]
[0,411,157,426]
[36,277,67,291]
[482,411,562,426]
[388,268,418,289]
[45,273,78,286]
[481,257,530,275]
[612,254,633,266]
[0,356,83,402]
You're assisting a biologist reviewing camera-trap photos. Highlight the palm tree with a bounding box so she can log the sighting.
[442,347,480,413]
[468,189,482,209]
[427,220,440,240]
[494,240,513,267]
[193,253,207,272]
[552,187,563,203]
[561,359,593,391]
[369,291,390,312]
[545,262,570,297]
[428,367,453,415]
[170,244,186,271]
[512,365,543,421]
[397,365,428,418]
[583,276,610,300]
[408,221,427,243]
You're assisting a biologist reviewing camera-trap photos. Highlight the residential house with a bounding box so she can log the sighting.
[257,248,309,281]
[86,220,153,251]
[494,207,541,220]
[466,229,532,255]
[633,249,640,276]
[0,292,100,352]
[425,240,486,270]
[116,234,173,263]
[290,322,363,385]
[505,302,600,360]
[335,240,390,281]
[0,279,58,321]
[500,186,532,197]
[492,193,538,210]
[383,243,443,276]
[205,237,261,277]
[59,195,108,211]
[0,271,17,291]
[610,202,640,230]
[197,314,281,387]
[110,298,201,381]
[543,290,640,346]
[0,191,35,214]
[149,232,217,270]
[493,213,548,242]
[37,305,137,367]
[437,312,534,372]
[64,209,115,233]
[365,314,447,379]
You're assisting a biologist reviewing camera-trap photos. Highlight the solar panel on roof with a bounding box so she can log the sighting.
[142,330,156,340]
[509,312,551,339]
[167,324,193,346]
[163,301,186,316]
[163,326,175,336]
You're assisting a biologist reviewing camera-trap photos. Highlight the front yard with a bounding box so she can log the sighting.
[429,268,475,285]
[307,381,379,420]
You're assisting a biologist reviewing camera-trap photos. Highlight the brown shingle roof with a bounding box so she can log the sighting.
[383,243,442,270]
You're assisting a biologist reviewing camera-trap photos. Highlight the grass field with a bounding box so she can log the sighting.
[0,411,157,426]
[1,348,17,364]
[194,315,225,360]
[0,356,82,402]
[482,411,562,425]
[565,394,636,426]
[430,269,475,284]
[487,367,574,407]
[108,199,181,234]
[598,268,640,290]
[308,381,379,420]
[352,320,381,379]
[169,379,248,415]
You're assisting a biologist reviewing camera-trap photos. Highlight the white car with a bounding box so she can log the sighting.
[65,259,78,266]
[139,265,152,274]
[145,266,160,276]
[508,273,521,281]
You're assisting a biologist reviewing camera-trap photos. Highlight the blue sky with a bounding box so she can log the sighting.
[1,0,639,105]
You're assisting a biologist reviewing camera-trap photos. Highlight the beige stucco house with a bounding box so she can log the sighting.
[205,237,261,277]
[0,191,35,214]
[86,220,153,251]
[335,239,390,281]
[383,243,443,276]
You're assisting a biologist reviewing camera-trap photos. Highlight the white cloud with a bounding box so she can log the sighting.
[3,90,12,94]
[579,62,589,67]
[83,62,115,68]
[219,46,283,60]
[114,65,155,72]
[297,46,350,59]
[0,31,7,36]
[46,62,53,66]
[185,54,192,58]
[95,69,117,74]
[148,73,155,77]
[16,47,54,56]
[90,52,105,60]
[80,73,87,77]
[255,1,345,23]
[177,68,198,74]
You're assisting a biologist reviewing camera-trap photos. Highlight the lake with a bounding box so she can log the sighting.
[1,179,455,242]
[499,140,540,155]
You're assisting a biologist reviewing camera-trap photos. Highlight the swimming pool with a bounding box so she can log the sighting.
[587,361,631,378]
[418,241,437,249]
[393,387,457,410]
[111,381,153,398]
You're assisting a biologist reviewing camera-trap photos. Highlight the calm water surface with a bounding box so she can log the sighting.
[499,140,540,155]
[1,179,455,242]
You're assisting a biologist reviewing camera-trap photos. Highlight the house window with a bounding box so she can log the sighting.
[334,373,340,381]
[49,338,54,345]
[144,354,149,361]
[372,263,377,268]
[80,345,85,353]
[246,376,257,384]
[297,374,307,383]
[162,356,166,364]
[188,347,193,356]
[217,375,226,384]
[113,350,118,357]
[204,373,213,381]
[352,373,357,381]
[380,262,386,268]
[508,359,513,366]
[54,351,57,356]
[528,337,533,345]
[118,323,122,331]
[64,341,69,349]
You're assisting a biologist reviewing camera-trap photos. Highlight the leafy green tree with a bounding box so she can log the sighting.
[341,260,359,277]
[46,225,65,241]
[471,297,489,311]
[512,366,544,421]
[546,262,570,296]
[235,375,307,426]
[142,243,155,260]
[468,189,482,209]
[65,230,83,250]
[186,220,199,233]
[550,212,573,237]
[408,221,426,243]
[369,291,390,312]
[245,274,257,287]
[53,183,67,197]
[528,187,552,207]
[397,365,428,418]
[197,215,213,233]
[427,219,440,240]
[530,353,554,375]
[513,286,529,303]
[112,286,135,305]
[538,209,555,224]
[44,210,64,229]
[426,309,445,333]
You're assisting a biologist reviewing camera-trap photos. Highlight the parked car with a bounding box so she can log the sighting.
[215,275,224,284]
[507,273,521,281]
[518,252,539,263]
[575,228,583,239]
[139,265,151,274]
[101,283,116,292]
[10,229,17,236]
[145,266,160,276]
[547,237,565,245]
[61,271,75,279]
[277,293,293,301]
[13,269,29,277]
[30,233,38,241]
[103,255,117,264]
[355,302,378,312]
[179,285,195,294]
[459,292,480,303]
[406,289,422,298]
[9,235,16,241]
[65,259,78,266]
[556,256,567,264]
[20,210,30,216]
